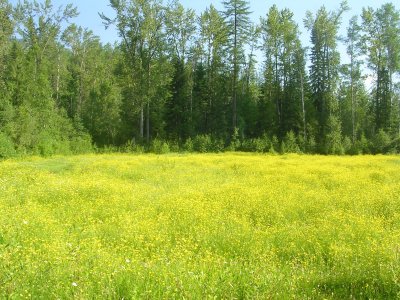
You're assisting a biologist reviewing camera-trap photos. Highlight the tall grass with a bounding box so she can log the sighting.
[1,154,400,298]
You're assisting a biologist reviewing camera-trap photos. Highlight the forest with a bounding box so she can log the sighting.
[1,0,400,157]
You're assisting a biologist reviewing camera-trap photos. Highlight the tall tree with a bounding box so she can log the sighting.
[198,4,230,137]
[340,16,364,143]
[304,1,349,152]
[101,0,172,144]
[222,0,251,134]
[0,0,14,132]
[9,0,89,154]
[164,1,196,140]
[361,3,400,134]
[261,6,307,138]
[0,0,13,90]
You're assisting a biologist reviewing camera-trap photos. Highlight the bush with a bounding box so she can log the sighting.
[241,139,255,152]
[241,138,268,153]
[121,140,145,153]
[282,131,301,154]
[70,134,93,154]
[193,135,213,153]
[150,139,170,154]
[269,135,279,154]
[349,134,370,155]
[0,132,16,159]
[211,138,225,153]
[342,136,353,155]
[372,129,392,154]
[390,137,400,154]
[325,116,344,155]
[34,131,57,157]
[305,134,317,154]
[169,141,180,153]
[183,137,194,152]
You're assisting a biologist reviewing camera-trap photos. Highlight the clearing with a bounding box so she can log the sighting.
[0,153,400,298]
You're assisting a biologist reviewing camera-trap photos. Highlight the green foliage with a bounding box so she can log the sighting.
[282,131,301,154]
[227,127,241,151]
[183,137,194,152]
[150,139,170,154]
[241,138,268,153]
[193,135,213,153]
[325,116,344,155]
[69,133,93,155]
[122,140,145,154]
[372,129,392,154]
[1,0,400,156]
[34,131,59,157]
[269,135,280,154]
[0,132,15,158]
[358,134,371,154]
[342,136,353,155]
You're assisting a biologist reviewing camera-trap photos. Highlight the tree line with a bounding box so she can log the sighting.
[0,0,400,157]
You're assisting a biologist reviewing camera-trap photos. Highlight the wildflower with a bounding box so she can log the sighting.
[72,282,78,287]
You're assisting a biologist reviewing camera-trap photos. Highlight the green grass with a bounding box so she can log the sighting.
[1,153,400,299]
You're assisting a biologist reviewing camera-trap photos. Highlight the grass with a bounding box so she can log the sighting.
[1,153,400,299]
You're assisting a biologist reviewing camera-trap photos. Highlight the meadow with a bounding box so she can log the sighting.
[0,153,400,299]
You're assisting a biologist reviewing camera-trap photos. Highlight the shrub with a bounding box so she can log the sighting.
[269,135,279,154]
[211,137,225,153]
[34,131,57,157]
[240,138,268,153]
[325,116,344,155]
[183,137,194,152]
[169,141,180,153]
[0,132,16,159]
[357,134,370,154]
[121,140,145,153]
[372,129,392,154]
[193,135,213,153]
[227,128,241,151]
[342,136,353,155]
[150,139,170,154]
[70,134,93,154]
[282,131,301,154]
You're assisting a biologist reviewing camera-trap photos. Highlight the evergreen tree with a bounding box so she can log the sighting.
[222,0,251,134]
[304,1,349,152]
[164,1,197,140]
[361,3,400,134]
[198,5,230,138]
[261,6,307,139]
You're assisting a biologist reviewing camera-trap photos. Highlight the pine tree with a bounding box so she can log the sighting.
[361,4,400,134]
[304,1,349,152]
[222,0,251,134]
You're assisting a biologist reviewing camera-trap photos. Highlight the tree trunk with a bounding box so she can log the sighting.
[351,69,356,144]
[56,48,60,105]
[300,71,307,146]
[146,62,151,144]
[232,4,238,132]
[146,101,150,144]
[140,107,144,139]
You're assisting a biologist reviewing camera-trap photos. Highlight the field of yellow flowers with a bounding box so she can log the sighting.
[1,153,400,298]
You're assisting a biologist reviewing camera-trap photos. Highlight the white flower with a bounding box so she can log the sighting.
[72,282,78,287]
